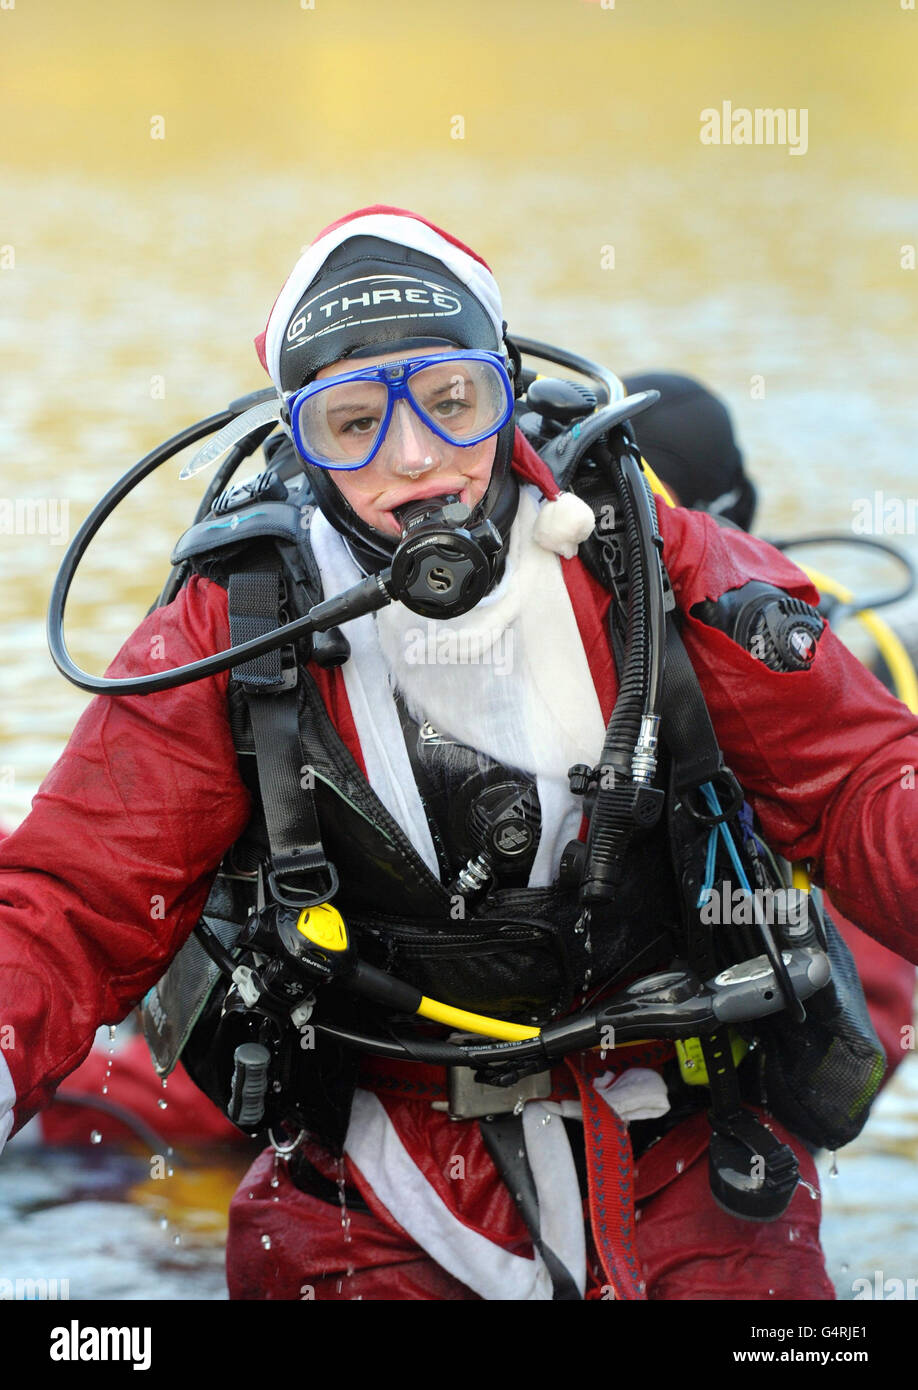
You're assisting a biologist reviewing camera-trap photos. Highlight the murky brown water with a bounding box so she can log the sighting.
[1,0,916,1299]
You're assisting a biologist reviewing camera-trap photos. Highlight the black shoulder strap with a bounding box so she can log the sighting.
[228,568,337,907]
[660,615,725,793]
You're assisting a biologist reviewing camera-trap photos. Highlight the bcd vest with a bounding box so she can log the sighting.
[142,455,885,1155]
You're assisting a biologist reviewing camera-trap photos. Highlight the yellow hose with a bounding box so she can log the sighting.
[643,461,676,508]
[416,997,540,1041]
[800,565,918,714]
[791,862,812,895]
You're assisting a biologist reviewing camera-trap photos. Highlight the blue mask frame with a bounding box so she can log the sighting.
[285,349,514,470]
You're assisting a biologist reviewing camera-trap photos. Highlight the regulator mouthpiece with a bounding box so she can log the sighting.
[387,493,502,619]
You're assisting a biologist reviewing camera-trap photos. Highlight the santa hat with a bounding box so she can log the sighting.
[255,205,505,390]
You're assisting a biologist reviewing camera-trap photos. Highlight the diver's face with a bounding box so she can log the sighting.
[314,347,498,539]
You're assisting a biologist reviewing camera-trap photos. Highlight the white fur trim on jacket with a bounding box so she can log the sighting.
[345,1088,586,1300]
[532,491,596,559]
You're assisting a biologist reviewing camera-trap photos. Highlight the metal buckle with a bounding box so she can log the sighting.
[238,653,299,697]
[681,768,744,825]
[433,1066,553,1119]
[267,861,339,909]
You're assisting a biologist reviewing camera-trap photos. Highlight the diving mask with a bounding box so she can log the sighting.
[285,350,514,471]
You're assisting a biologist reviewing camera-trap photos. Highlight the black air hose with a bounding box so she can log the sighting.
[580,443,666,900]
[597,450,648,773]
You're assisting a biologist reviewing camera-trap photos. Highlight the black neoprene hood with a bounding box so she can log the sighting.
[279,236,500,393]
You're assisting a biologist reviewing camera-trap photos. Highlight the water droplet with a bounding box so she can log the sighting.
[788,1228,796,1243]
[829,1152,839,1179]
[841,1262,849,1274]
[675,1158,685,1174]
[159,1218,168,1230]
[261,1234,272,1250]
[108,1025,117,1043]
[768,1287,775,1296]
[248,1192,255,1200]
[540,1113,552,1126]
[638,1280,646,1294]
[166,1168,174,1178]
[512,1099,524,1116]
[161,1077,168,1089]
[270,1176,280,1189]
[90,1130,102,1145]
[101,1085,108,1095]
[173,1234,182,1246]
[157,1099,168,1110]
[335,1279,343,1295]
[517,1149,525,1159]
[599,1049,608,1062]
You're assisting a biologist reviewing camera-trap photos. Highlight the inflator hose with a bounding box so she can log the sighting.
[580,445,667,899]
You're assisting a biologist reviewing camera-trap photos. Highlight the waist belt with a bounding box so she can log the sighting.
[358,1040,673,1109]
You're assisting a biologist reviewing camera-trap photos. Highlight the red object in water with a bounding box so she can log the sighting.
[40,1033,243,1147]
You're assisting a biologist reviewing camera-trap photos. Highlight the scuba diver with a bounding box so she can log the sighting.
[1,206,917,1301]
[16,371,911,1159]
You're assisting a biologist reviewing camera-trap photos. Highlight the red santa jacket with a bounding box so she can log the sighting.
[1,431,916,1140]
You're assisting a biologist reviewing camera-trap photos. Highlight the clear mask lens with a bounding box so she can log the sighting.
[299,379,389,468]
[406,358,507,444]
